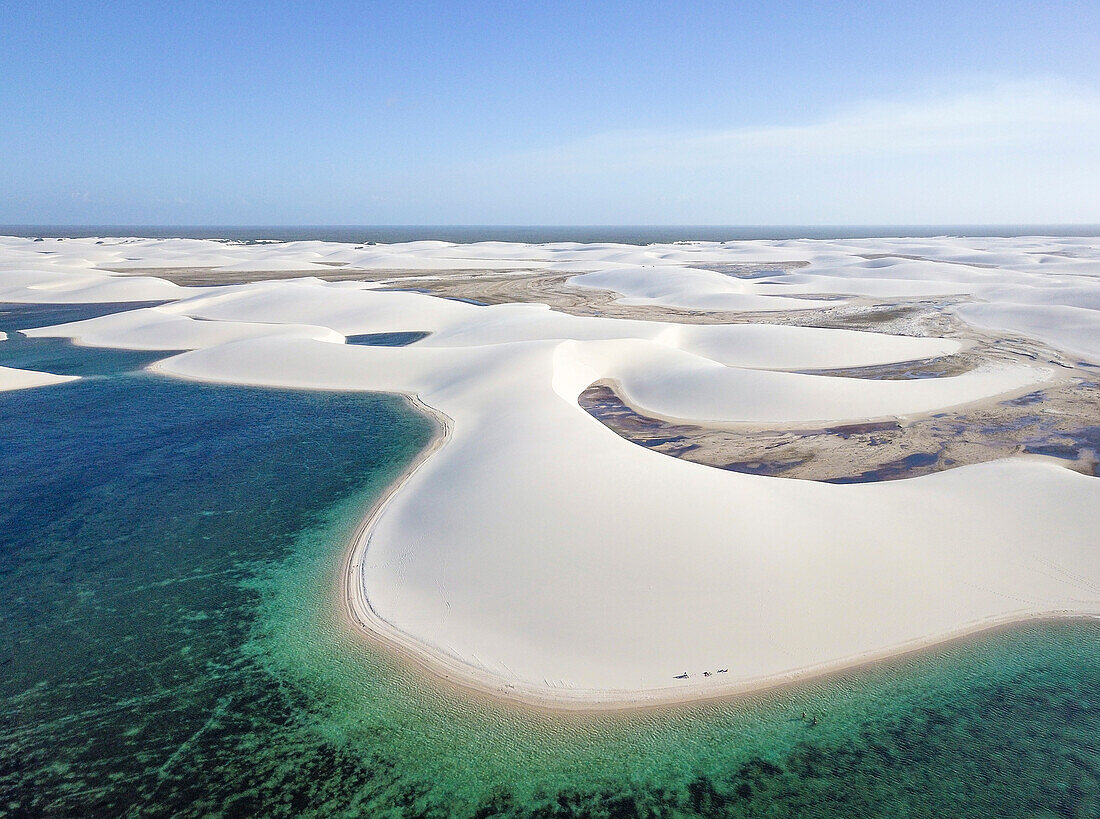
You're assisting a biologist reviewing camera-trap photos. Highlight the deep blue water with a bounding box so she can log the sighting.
[0,301,178,377]
[345,331,431,347]
[0,354,435,814]
[0,301,167,331]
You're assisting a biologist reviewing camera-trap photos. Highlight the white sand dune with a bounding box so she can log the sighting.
[956,303,1100,363]
[0,364,78,392]
[648,324,961,369]
[4,234,1100,707]
[557,340,1049,425]
[0,268,189,303]
[570,265,837,311]
[24,305,344,350]
[154,334,1094,702]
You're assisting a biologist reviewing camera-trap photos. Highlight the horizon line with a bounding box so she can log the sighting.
[5,222,1100,229]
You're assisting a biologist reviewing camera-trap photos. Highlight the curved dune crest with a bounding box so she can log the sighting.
[24,305,345,350]
[0,268,190,303]
[4,234,1100,706]
[553,339,1048,425]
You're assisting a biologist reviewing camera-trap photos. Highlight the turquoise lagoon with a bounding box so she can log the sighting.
[2,303,1100,817]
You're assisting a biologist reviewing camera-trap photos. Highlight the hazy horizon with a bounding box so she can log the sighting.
[4,223,1100,246]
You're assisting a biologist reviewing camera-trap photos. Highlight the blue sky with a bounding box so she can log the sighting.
[3,0,1099,225]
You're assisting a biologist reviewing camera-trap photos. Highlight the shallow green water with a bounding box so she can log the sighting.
[2,303,1100,817]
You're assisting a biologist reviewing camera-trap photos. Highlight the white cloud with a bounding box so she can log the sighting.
[446,79,1100,224]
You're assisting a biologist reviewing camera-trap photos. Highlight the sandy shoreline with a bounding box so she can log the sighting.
[336,392,1099,713]
[339,435,1099,712]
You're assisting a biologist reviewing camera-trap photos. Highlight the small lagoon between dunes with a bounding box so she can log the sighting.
[2,307,1100,816]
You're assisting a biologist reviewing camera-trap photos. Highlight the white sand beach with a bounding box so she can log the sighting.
[4,234,1100,708]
